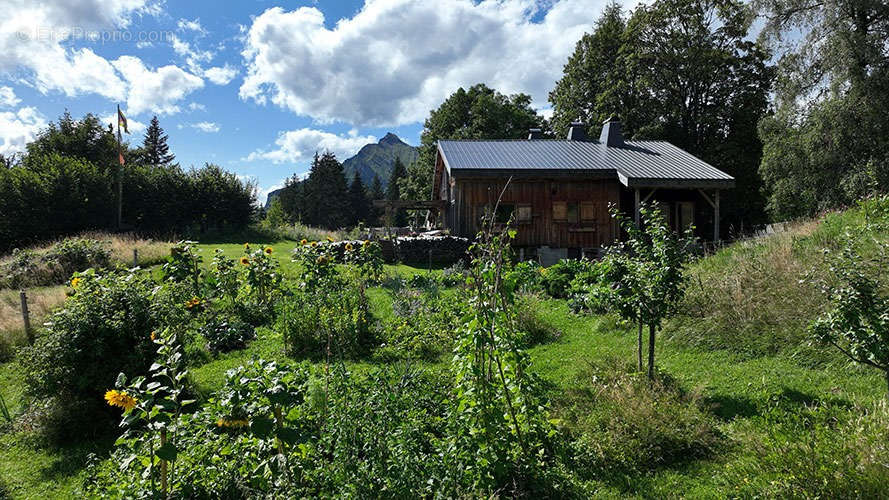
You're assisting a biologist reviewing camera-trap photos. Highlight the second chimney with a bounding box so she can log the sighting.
[599,116,625,147]
[528,128,543,140]
[566,121,588,141]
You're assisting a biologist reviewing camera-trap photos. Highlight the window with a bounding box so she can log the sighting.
[552,201,567,221]
[678,201,694,231]
[580,202,596,222]
[516,204,532,222]
[566,203,579,223]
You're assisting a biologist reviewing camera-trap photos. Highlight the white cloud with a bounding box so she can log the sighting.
[240,0,626,127]
[190,121,220,133]
[203,65,237,85]
[113,56,204,115]
[0,106,46,155]
[177,18,205,34]
[245,128,376,164]
[188,102,206,111]
[0,0,162,101]
[0,87,20,107]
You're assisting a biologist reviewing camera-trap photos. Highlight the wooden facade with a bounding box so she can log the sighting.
[443,174,621,249]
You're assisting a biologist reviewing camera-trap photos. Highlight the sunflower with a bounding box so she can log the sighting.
[316,255,329,265]
[264,247,273,255]
[310,241,318,248]
[363,240,370,247]
[326,236,334,242]
[185,297,202,310]
[244,243,250,250]
[216,417,249,428]
[240,256,250,266]
[300,239,308,245]
[105,390,137,412]
[70,277,81,288]
[345,243,353,251]
[150,331,157,341]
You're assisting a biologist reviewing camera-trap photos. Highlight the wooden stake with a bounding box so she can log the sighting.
[133,248,139,268]
[20,290,33,345]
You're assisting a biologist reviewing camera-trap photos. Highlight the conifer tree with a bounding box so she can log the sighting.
[303,151,349,229]
[369,174,385,226]
[348,171,371,226]
[139,116,175,166]
[386,157,408,226]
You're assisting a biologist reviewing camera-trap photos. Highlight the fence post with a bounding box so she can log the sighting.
[133,248,139,267]
[20,289,33,345]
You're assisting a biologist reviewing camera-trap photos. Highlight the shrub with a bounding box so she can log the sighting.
[17,269,160,437]
[541,259,594,298]
[507,260,545,294]
[200,314,255,354]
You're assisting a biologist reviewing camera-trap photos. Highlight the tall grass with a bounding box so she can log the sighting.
[0,232,174,290]
[668,197,889,361]
[0,286,67,361]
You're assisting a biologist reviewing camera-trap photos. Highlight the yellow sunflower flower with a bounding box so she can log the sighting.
[264,247,273,255]
[326,236,334,242]
[150,331,157,341]
[363,240,370,247]
[345,243,353,251]
[300,239,308,245]
[316,255,329,265]
[310,241,318,248]
[70,277,81,288]
[216,417,249,428]
[240,256,250,266]
[104,390,138,411]
[244,243,250,250]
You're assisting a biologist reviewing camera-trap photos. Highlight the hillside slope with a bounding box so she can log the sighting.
[668,195,889,363]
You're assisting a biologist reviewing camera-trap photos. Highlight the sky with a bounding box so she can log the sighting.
[0,0,641,203]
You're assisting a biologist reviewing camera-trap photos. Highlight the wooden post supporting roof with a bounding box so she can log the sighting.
[634,188,640,227]
[697,189,721,242]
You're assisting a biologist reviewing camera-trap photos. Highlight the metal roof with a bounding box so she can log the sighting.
[437,139,734,189]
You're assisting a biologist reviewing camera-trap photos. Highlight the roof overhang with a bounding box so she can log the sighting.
[618,172,735,189]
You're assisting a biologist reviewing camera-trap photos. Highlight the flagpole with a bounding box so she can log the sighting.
[116,104,123,231]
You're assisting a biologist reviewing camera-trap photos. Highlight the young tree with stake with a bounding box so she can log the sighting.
[604,203,693,379]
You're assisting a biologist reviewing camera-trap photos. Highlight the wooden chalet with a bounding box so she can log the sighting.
[432,118,734,259]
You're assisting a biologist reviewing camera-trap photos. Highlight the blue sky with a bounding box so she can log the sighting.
[0,0,635,202]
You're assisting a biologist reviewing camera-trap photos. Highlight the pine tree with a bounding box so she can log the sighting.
[303,151,349,229]
[140,116,175,166]
[369,174,385,226]
[386,157,408,226]
[348,171,371,226]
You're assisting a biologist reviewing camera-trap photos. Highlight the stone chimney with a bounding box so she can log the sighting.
[566,120,588,141]
[599,116,625,147]
[527,128,543,140]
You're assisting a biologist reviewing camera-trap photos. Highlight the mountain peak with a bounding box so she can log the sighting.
[379,132,403,145]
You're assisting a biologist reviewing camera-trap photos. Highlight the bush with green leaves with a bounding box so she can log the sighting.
[18,269,161,436]
[507,260,545,294]
[200,314,255,354]
[809,228,889,395]
[540,259,596,298]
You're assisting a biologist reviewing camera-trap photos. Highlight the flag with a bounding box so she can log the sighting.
[118,107,129,134]
[119,150,125,166]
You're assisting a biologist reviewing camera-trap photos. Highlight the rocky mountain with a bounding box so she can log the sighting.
[342,132,418,186]
[265,132,418,208]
